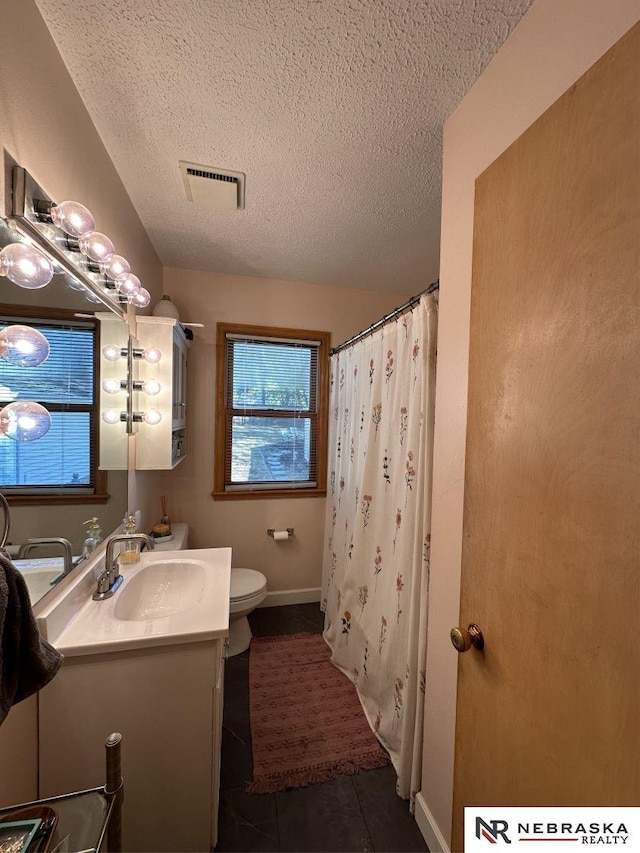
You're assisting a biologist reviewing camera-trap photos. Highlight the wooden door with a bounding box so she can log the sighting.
[451,23,640,852]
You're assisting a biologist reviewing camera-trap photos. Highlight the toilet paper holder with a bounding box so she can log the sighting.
[267,528,294,539]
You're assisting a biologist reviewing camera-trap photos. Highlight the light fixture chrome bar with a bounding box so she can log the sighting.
[124,335,135,434]
[9,166,125,319]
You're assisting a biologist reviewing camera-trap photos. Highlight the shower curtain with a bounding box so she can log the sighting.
[321,293,437,803]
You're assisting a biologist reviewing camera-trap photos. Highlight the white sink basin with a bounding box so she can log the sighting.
[40,547,231,657]
[113,559,207,621]
[15,559,63,604]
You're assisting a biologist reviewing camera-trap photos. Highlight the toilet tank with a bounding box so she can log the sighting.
[153,522,189,551]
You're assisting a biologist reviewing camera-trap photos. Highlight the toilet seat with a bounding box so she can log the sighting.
[230,568,267,603]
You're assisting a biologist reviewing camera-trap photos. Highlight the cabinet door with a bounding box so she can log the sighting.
[39,643,217,853]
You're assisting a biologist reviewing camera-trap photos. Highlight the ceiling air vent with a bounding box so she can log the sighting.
[179,161,245,211]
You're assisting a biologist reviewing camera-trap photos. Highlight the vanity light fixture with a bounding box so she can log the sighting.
[130,287,151,308]
[0,324,50,367]
[6,165,150,316]
[101,408,162,426]
[78,231,115,264]
[114,273,141,297]
[0,400,52,442]
[48,199,95,238]
[101,254,130,280]
[0,242,54,289]
[0,323,52,442]
[100,337,162,434]
[102,344,162,363]
[102,378,161,396]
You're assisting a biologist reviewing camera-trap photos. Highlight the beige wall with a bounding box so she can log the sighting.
[420,1,640,849]
[155,267,410,592]
[0,0,162,807]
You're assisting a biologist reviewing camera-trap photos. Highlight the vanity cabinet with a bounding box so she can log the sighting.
[135,316,188,469]
[38,638,226,852]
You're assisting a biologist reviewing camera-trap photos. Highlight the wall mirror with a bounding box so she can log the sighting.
[0,170,130,606]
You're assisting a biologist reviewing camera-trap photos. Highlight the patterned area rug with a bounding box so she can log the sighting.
[248,632,390,794]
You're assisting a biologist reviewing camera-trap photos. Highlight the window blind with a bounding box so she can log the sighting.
[224,336,320,489]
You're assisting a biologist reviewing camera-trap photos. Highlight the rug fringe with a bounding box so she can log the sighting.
[246,749,390,795]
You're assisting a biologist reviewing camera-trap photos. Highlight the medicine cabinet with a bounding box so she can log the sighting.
[135,316,188,469]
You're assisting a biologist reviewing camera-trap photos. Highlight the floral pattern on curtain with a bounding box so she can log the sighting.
[321,294,437,803]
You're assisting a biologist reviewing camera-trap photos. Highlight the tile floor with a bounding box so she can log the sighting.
[215,603,428,853]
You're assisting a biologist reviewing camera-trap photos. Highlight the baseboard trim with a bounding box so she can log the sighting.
[258,588,322,607]
[414,792,450,853]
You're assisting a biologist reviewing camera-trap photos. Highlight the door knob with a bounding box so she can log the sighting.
[450,623,484,653]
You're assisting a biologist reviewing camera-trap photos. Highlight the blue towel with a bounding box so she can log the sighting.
[0,548,63,726]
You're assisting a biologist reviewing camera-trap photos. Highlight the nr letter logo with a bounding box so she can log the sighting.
[475,817,511,844]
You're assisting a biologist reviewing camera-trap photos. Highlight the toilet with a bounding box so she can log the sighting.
[228,568,268,656]
[152,523,267,656]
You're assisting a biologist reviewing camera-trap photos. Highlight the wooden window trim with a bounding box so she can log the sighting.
[0,304,110,506]
[213,322,330,500]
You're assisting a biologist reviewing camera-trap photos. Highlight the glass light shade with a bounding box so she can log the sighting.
[142,409,162,425]
[141,379,161,395]
[50,200,95,238]
[0,243,54,289]
[102,378,123,394]
[101,254,130,280]
[102,409,122,425]
[115,273,141,297]
[0,401,52,442]
[143,346,162,364]
[102,344,123,361]
[78,231,115,264]
[129,287,151,308]
[0,325,50,367]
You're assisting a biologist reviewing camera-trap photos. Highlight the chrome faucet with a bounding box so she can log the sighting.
[93,533,155,601]
[18,537,75,585]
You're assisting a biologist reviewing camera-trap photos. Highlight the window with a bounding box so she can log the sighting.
[0,308,106,504]
[214,323,330,498]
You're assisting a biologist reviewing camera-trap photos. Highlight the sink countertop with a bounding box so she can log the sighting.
[48,547,231,658]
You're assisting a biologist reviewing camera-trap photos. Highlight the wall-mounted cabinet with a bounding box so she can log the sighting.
[135,316,188,470]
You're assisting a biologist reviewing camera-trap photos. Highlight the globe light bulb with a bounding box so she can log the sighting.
[115,273,141,296]
[101,409,122,425]
[129,287,151,308]
[0,401,52,442]
[102,344,123,361]
[78,231,115,264]
[102,378,123,394]
[0,243,54,289]
[0,325,50,367]
[141,379,161,395]
[142,409,162,425]
[143,346,162,364]
[101,254,130,280]
[50,200,95,238]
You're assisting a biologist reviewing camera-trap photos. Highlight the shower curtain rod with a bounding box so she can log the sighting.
[330,279,439,355]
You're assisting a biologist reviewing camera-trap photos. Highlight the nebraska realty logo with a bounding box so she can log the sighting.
[464,808,640,852]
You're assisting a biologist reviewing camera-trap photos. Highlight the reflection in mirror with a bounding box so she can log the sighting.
[0,218,128,607]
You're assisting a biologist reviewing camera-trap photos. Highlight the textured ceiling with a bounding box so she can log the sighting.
[35,0,532,293]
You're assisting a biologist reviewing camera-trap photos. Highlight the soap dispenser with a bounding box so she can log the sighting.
[120,514,141,564]
[83,517,102,556]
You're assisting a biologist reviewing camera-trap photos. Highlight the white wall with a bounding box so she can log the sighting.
[419,1,640,849]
